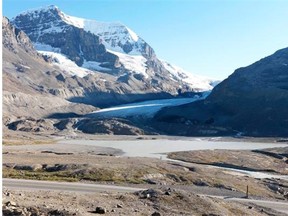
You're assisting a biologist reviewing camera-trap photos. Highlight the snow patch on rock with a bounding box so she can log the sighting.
[39,51,91,77]
[109,50,148,78]
[161,60,219,91]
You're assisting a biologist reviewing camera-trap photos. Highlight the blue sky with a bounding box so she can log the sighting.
[3,0,288,79]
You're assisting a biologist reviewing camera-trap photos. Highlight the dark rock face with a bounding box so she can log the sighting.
[123,41,133,53]
[2,17,39,56]
[12,6,119,68]
[154,48,288,137]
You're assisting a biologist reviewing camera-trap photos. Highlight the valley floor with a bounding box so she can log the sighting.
[2,131,288,215]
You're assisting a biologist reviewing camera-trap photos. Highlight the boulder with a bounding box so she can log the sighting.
[95,207,106,214]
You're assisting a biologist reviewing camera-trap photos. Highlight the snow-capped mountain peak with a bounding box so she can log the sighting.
[57,9,85,29]
[15,5,59,17]
[80,20,143,55]
[12,5,219,94]
[13,5,144,56]
[57,9,140,43]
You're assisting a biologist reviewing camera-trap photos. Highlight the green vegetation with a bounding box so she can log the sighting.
[3,168,78,182]
[2,139,55,146]
[2,167,147,184]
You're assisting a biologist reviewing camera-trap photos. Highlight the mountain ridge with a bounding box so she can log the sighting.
[153,47,288,137]
[12,5,148,56]
[11,5,217,92]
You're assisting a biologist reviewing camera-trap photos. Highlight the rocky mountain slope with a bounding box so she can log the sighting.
[12,5,217,96]
[153,48,288,137]
[2,16,95,121]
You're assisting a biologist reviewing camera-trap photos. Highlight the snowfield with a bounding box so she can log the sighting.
[38,51,91,77]
[56,6,145,55]
[108,50,148,78]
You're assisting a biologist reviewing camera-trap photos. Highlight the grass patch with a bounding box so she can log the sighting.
[2,167,146,184]
[3,168,77,182]
[3,139,56,146]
